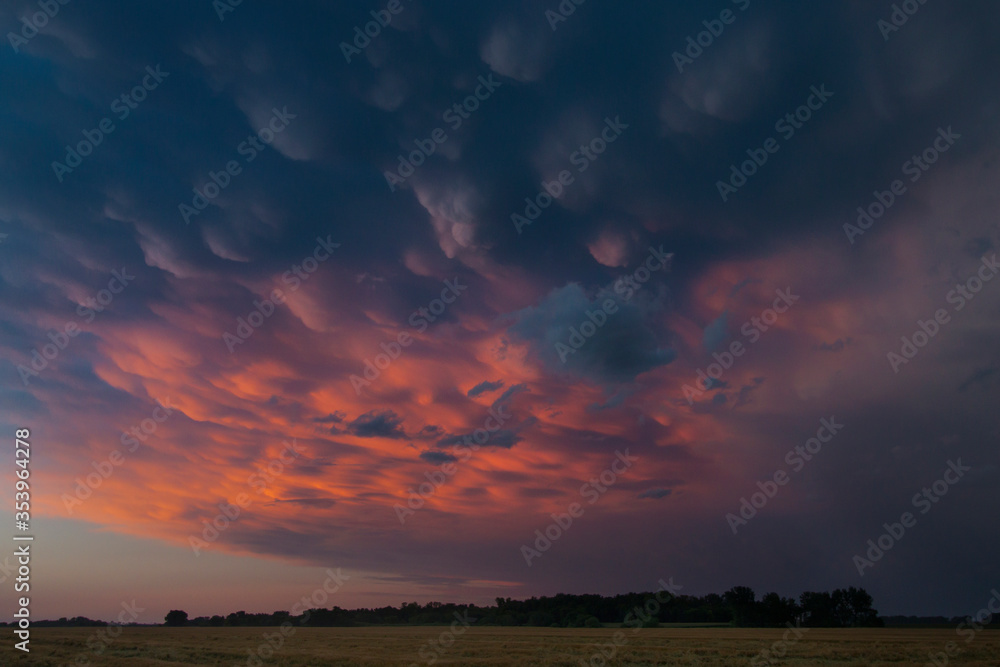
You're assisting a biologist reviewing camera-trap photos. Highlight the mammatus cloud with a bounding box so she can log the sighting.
[0,0,998,623]
[508,284,676,384]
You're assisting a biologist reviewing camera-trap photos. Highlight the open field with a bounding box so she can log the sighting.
[4,627,1000,666]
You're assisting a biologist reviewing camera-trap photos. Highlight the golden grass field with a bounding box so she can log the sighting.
[4,626,999,666]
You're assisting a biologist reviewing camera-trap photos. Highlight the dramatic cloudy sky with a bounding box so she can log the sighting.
[1,0,998,622]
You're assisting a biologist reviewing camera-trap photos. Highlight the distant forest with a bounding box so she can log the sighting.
[12,586,977,629]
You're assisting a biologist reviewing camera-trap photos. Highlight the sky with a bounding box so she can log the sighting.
[1,0,998,623]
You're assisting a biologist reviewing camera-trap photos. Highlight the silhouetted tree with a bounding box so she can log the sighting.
[724,586,758,626]
[164,610,188,626]
[760,592,800,627]
[800,591,835,627]
[832,587,882,627]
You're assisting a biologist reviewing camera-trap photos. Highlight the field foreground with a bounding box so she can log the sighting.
[4,626,999,666]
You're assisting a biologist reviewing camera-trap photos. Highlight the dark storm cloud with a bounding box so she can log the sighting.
[508,284,675,384]
[703,312,729,352]
[817,339,850,353]
[0,0,996,329]
[348,409,407,439]
[467,379,504,397]
[416,424,445,439]
[274,498,338,509]
[313,411,346,423]
[419,450,457,464]
[638,488,673,500]
[491,382,528,409]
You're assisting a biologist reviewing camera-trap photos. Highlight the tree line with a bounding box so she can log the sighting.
[152,586,884,628]
[23,586,996,629]
[8,586,1000,630]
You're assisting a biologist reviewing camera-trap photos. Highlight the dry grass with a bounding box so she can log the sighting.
[4,626,998,666]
